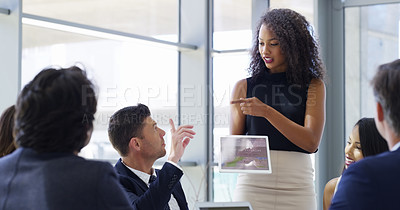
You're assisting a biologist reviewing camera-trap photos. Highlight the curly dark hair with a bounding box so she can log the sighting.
[14,66,97,153]
[108,104,151,157]
[249,8,325,87]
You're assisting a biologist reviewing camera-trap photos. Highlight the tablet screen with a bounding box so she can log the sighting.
[219,135,271,174]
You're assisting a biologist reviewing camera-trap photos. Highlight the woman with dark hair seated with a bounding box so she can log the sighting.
[0,105,16,157]
[323,117,389,210]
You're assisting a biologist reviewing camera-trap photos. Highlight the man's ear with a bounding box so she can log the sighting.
[129,137,141,151]
[376,102,384,122]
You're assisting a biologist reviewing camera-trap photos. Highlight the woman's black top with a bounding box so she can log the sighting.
[245,71,311,154]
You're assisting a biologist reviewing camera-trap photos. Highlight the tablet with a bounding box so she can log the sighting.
[219,135,271,174]
[194,201,254,210]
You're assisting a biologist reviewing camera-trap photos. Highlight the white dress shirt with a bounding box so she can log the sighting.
[390,141,400,151]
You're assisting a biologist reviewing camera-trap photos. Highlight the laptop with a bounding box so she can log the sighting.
[219,135,272,174]
[194,201,254,210]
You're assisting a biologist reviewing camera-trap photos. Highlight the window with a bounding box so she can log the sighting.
[22,0,179,163]
[212,0,251,201]
[23,0,178,42]
[270,0,314,25]
[344,3,400,138]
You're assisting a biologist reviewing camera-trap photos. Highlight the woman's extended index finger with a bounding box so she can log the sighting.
[231,98,246,104]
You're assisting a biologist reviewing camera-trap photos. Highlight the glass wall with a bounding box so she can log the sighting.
[212,0,251,201]
[22,1,179,163]
[23,0,178,41]
[344,3,400,138]
[270,0,314,24]
[212,52,250,201]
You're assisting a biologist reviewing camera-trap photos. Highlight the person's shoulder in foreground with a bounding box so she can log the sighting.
[0,147,132,210]
[330,149,400,210]
[0,65,132,210]
[330,59,400,210]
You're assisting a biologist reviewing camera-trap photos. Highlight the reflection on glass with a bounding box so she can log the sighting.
[22,25,178,163]
[344,4,400,138]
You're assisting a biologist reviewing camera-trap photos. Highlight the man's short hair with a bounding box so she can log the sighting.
[14,66,97,153]
[371,59,400,136]
[108,104,150,157]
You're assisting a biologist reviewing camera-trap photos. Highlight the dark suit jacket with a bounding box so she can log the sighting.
[330,148,400,210]
[0,148,132,210]
[114,159,189,210]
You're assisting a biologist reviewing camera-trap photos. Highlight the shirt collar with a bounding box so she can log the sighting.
[391,141,400,151]
[121,161,157,185]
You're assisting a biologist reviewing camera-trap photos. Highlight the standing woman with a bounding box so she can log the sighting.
[230,8,326,210]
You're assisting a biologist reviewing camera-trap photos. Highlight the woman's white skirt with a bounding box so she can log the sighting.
[233,150,316,210]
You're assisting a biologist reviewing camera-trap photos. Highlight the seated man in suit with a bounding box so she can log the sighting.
[330,59,400,210]
[108,104,196,210]
[0,66,132,210]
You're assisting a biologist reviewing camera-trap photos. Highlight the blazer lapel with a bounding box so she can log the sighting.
[115,159,148,192]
